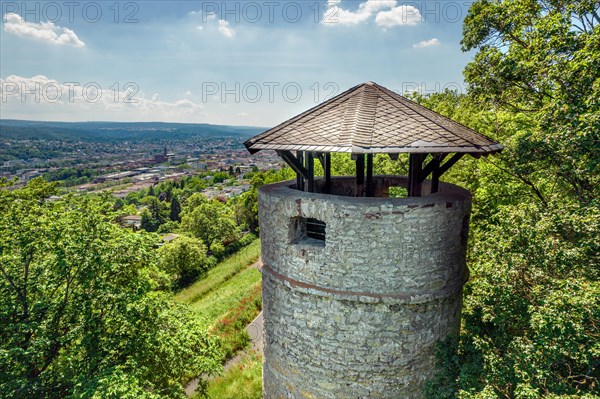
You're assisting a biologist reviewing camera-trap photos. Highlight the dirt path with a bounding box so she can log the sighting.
[184,259,264,397]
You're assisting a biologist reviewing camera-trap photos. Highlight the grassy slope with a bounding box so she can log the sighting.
[204,351,263,399]
[189,267,262,324]
[178,239,263,398]
[176,240,260,305]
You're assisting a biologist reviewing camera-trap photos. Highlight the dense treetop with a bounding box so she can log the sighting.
[0,179,221,398]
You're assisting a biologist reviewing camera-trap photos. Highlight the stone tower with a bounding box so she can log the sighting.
[245,82,502,399]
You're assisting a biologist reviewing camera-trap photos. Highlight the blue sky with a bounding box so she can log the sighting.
[1,1,475,126]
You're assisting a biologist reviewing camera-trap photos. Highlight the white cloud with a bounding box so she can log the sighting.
[218,19,235,37]
[184,90,192,96]
[361,0,398,13]
[0,75,206,122]
[191,11,236,38]
[413,38,440,48]
[324,1,419,28]
[375,5,422,27]
[174,99,198,108]
[325,0,393,26]
[237,112,249,117]
[2,13,85,47]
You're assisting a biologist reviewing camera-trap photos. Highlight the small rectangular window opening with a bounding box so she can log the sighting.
[306,218,326,241]
[290,217,326,246]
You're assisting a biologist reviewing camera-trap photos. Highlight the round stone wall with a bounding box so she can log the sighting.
[258,176,471,399]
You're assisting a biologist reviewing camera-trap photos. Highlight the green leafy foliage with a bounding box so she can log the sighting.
[140,195,169,232]
[182,200,236,249]
[457,202,600,398]
[230,168,295,233]
[158,236,210,289]
[418,2,600,396]
[416,89,599,398]
[0,179,221,399]
[462,0,600,203]
[42,167,100,187]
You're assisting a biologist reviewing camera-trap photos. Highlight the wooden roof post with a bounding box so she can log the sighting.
[366,154,374,197]
[307,152,315,192]
[324,152,331,194]
[431,154,442,193]
[408,153,425,197]
[355,154,365,197]
[296,151,305,191]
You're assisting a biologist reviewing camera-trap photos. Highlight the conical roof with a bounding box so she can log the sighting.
[245,81,502,154]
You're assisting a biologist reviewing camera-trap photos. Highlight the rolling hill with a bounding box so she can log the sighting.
[0,120,266,142]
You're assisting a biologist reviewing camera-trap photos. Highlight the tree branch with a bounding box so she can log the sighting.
[487,160,548,206]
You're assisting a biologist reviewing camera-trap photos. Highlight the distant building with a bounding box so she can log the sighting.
[161,233,180,245]
[94,170,138,183]
[121,215,141,230]
[154,147,169,163]
[18,170,42,182]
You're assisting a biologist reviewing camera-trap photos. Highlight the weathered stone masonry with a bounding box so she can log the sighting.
[259,176,472,399]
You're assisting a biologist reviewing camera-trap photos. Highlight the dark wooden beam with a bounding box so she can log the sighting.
[438,153,465,176]
[414,153,465,194]
[297,151,305,191]
[306,152,315,192]
[324,152,331,194]
[366,154,374,197]
[277,150,307,191]
[277,150,308,178]
[315,152,325,167]
[408,153,425,197]
[431,156,442,193]
[355,154,365,197]
[419,153,448,183]
[277,150,309,178]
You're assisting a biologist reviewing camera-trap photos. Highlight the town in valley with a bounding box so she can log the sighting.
[0,119,282,201]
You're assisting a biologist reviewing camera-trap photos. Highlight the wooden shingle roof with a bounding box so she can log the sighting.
[245,81,503,155]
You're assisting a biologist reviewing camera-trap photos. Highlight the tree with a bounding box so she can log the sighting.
[140,196,168,232]
[124,191,140,205]
[0,179,221,398]
[211,172,230,185]
[232,189,259,233]
[229,169,296,234]
[158,236,208,288]
[412,92,600,399]
[182,193,207,215]
[113,197,124,211]
[420,2,600,397]
[170,196,181,222]
[461,0,600,203]
[140,209,158,232]
[181,200,236,249]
